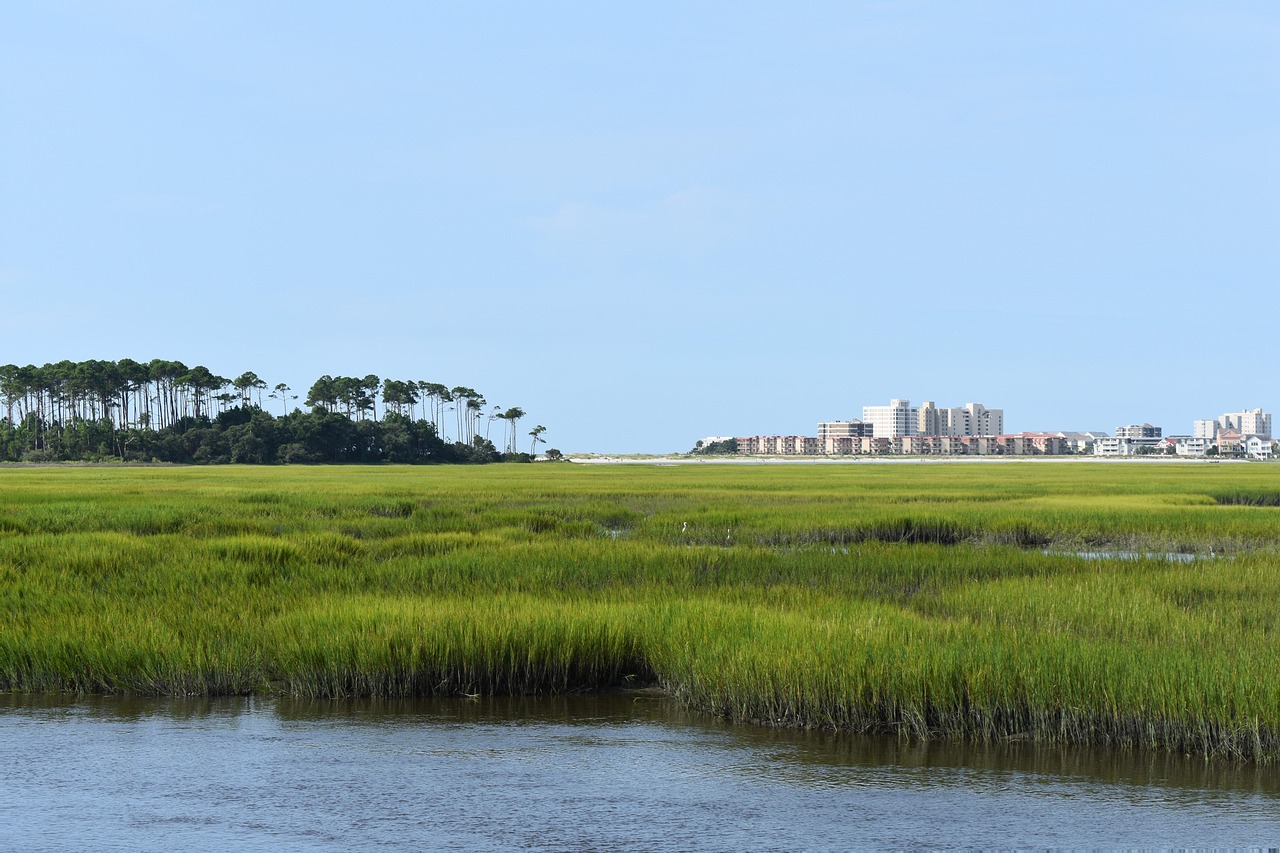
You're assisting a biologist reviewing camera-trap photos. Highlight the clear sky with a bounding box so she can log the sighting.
[3,2,1277,453]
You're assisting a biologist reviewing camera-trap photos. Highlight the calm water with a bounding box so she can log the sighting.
[1,693,1277,851]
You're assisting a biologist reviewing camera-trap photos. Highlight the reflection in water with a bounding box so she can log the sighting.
[273,693,1280,798]
[1,692,1277,851]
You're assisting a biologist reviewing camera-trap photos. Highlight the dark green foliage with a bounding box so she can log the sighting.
[693,438,738,455]
[0,359,529,465]
[1213,491,1280,507]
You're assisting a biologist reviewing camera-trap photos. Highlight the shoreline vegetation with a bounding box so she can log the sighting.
[0,359,551,464]
[2,464,1280,761]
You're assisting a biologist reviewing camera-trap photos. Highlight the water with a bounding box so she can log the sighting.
[1,693,1277,850]
[1047,550,1207,562]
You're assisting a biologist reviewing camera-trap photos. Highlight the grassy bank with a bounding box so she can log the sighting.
[1,463,1279,760]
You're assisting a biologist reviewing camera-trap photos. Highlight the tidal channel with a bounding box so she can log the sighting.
[1,693,1277,850]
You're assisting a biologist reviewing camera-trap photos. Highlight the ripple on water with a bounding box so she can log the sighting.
[0,694,1276,851]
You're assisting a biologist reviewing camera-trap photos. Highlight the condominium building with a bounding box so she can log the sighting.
[734,430,1065,457]
[817,420,874,440]
[1095,436,1162,456]
[953,402,1003,437]
[864,398,1004,438]
[917,402,947,437]
[862,400,918,438]
[1218,408,1271,440]
[734,435,820,455]
[1115,423,1162,439]
[1192,419,1218,439]
[918,400,1004,437]
[1174,437,1211,457]
[1057,431,1108,453]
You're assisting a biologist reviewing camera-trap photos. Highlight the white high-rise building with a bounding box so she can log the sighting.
[917,401,1004,437]
[1218,408,1271,439]
[1193,419,1218,439]
[955,402,1003,437]
[863,399,918,438]
[866,399,1003,438]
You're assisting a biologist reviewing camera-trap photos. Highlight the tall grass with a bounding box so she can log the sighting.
[1,463,1279,759]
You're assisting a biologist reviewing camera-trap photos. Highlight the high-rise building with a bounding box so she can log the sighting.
[918,401,945,436]
[955,402,1003,437]
[865,399,1003,438]
[1192,419,1218,439]
[916,401,1004,437]
[1218,408,1271,439]
[863,399,918,438]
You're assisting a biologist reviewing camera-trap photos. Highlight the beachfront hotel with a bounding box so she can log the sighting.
[860,399,1004,438]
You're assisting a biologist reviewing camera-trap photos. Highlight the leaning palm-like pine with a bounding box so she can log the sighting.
[485,405,503,442]
[270,383,295,417]
[500,406,524,454]
[233,371,268,408]
[529,424,547,456]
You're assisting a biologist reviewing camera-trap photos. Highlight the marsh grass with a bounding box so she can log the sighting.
[1213,490,1280,507]
[2,463,1279,759]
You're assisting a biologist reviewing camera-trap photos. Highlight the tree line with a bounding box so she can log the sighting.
[0,359,551,465]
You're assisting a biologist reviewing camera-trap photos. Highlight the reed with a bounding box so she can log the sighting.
[1,462,1279,760]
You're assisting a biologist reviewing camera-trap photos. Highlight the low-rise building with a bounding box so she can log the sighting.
[1095,436,1163,456]
[959,436,1001,455]
[1174,437,1211,457]
[1056,431,1107,453]
[734,435,820,455]
[1244,435,1273,460]
[817,420,873,440]
[1216,430,1243,457]
[1005,432,1067,455]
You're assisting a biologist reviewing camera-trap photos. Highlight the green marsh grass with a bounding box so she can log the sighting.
[1,462,1279,759]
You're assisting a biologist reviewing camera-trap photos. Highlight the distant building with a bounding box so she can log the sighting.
[1193,419,1218,439]
[946,402,1003,437]
[1057,431,1108,453]
[817,421,874,455]
[1216,429,1243,457]
[1115,423,1162,439]
[1245,435,1274,460]
[1218,408,1271,440]
[1213,431,1273,460]
[1006,432,1067,455]
[817,420,874,440]
[734,435,819,455]
[864,399,1003,438]
[1174,436,1211,457]
[863,399,919,438]
[1095,435,1162,456]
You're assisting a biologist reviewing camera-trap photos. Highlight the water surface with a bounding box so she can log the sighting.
[1,693,1276,850]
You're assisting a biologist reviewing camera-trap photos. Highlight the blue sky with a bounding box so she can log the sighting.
[3,2,1277,452]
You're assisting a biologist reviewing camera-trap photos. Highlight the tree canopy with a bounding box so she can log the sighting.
[0,359,547,465]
